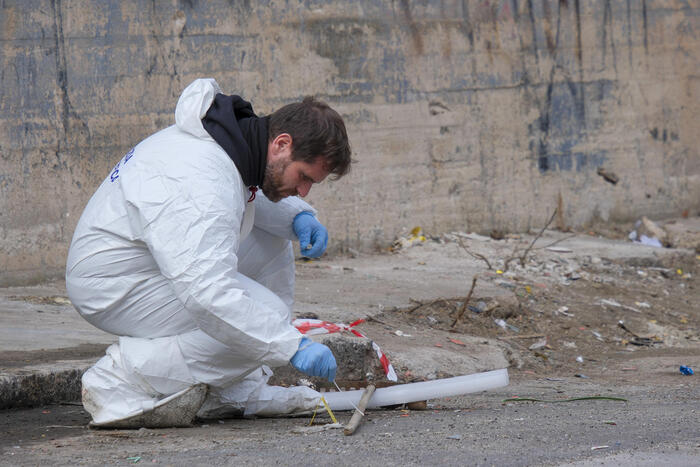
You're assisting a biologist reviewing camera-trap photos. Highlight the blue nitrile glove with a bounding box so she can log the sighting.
[293,212,328,258]
[290,337,337,382]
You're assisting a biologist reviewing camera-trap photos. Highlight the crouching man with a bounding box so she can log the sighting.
[66,78,352,428]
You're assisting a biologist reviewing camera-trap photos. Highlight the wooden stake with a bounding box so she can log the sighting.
[343,384,376,436]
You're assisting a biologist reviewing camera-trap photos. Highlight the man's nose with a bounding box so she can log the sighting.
[297,181,312,197]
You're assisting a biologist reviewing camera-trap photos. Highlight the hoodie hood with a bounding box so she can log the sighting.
[201,93,269,188]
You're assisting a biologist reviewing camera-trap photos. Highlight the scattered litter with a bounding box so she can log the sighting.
[555,306,574,317]
[629,217,667,248]
[630,337,656,346]
[574,374,589,378]
[621,367,637,371]
[591,331,604,341]
[603,421,617,425]
[565,271,582,281]
[126,457,141,464]
[446,434,462,440]
[576,356,584,363]
[618,321,659,346]
[528,338,547,350]
[546,246,573,253]
[292,423,343,434]
[448,231,491,242]
[680,365,694,376]
[601,300,641,313]
[426,316,438,325]
[639,235,663,247]
[635,301,651,308]
[392,227,427,251]
[435,343,443,348]
[496,280,515,289]
[449,338,466,346]
[591,445,610,451]
[491,318,520,332]
[394,330,412,337]
[563,341,577,349]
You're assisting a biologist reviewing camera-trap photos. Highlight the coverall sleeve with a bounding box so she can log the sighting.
[253,191,317,240]
[121,146,301,368]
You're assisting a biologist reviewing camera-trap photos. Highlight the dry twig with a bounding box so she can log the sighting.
[456,238,493,270]
[503,208,558,272]
[519,208,558,266]
[405,298,446,313]
[533,233,577,251]
[451,276,478,328]
[498,334,546,340]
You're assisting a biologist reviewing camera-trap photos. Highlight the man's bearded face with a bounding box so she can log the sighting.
[261,156,293,202]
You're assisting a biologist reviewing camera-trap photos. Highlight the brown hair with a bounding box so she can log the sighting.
[268,97,352,179]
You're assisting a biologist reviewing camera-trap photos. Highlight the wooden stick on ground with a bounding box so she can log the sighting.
[451,276,478,328]
[343,384,376,436]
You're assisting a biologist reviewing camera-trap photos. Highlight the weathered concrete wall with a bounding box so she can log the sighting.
[1,0,699,285]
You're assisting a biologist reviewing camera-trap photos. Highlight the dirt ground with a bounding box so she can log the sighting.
[348,220,699,387]
[1,221,699,465]
[2,374,698,466]
[379,262,698,383]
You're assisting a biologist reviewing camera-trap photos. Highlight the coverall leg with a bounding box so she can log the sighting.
[76,228,315,425]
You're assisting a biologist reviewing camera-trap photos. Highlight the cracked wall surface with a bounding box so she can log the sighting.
[1,0,699,285]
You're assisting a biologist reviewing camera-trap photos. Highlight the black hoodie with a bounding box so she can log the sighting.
[201,93,269,188]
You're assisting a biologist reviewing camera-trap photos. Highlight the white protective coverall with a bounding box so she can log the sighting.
[66,79,321,425]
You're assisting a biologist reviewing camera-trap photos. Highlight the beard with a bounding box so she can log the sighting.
[261,157,292,202]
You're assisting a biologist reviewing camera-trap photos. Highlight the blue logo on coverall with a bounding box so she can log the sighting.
[110,148,135,182]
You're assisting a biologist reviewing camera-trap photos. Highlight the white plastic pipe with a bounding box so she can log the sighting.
[323,368,509,411]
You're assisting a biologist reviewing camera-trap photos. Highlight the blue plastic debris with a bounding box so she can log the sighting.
[679,365,694,375]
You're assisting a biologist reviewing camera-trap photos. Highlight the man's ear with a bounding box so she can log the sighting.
[272,133,292,152]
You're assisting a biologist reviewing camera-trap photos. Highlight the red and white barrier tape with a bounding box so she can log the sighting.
[292,318,398,382]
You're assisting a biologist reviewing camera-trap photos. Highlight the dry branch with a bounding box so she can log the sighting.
[533,233,577,251]
[503,208,558,272]
[405,298,446,313]
[451,276,478,328]
[456,238,493,270]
